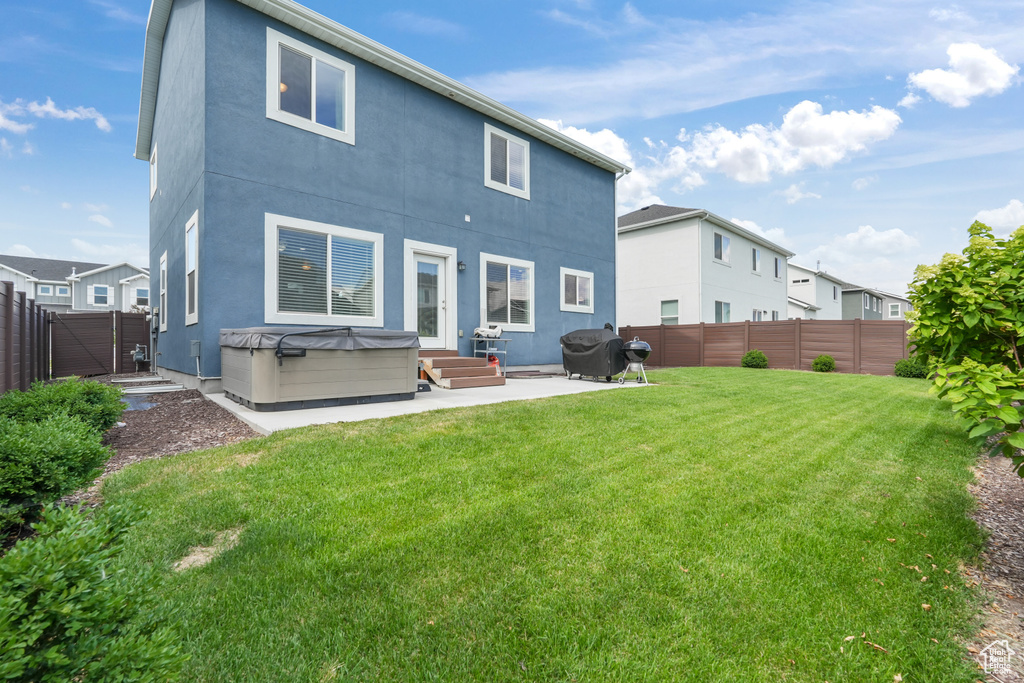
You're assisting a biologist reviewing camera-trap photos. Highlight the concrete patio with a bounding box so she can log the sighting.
[207,376,651,435]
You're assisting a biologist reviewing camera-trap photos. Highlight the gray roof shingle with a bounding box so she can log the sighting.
[617,204,699,228]
[0,255,108,281]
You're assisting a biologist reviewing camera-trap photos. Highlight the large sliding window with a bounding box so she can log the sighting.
[480,253,534,332]
[266,28,355,145]
[265,214,383,326]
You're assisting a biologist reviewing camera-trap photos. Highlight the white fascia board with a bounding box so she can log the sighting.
[73,262,149,280]
[135,0,631,175]
[0,263,34,279]
[618,209,796,258]
[119,273,151,284]
[788,296,820,311]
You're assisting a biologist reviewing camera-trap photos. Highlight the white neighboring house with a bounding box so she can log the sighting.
[878,290,913,320]
[0,254,149,313]
[786,263,845,320]
[617,205,794,326]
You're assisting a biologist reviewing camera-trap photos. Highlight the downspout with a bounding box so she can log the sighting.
[696,215,703,323]
[613,169,628,332]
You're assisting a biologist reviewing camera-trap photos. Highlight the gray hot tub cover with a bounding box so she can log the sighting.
[220,327,420,351]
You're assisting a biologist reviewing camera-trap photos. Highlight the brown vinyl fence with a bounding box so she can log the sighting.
[50,310,150,378]
[619,319,912,375]
[0,281,49,393]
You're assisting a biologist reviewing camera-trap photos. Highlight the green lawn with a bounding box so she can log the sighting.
[104,367,985,682]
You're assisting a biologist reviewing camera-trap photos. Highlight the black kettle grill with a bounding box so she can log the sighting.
[619,337,650,384]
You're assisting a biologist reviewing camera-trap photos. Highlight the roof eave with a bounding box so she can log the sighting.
[618,209,796,257]
[134,0,631,174]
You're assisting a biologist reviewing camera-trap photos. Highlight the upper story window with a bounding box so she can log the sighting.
[56,286,69,297]
[481,252,534,332]
[833,285,838,301]
[149,144,158,200]
[37,285,52,296]
[751,248,761,273]
[560,267,593,314]
[90,284,110,306]
[136,288,150,306]
[265,214,383,327]
[888,303,900,318]
[714,233,731,263]
[774,257,782,279]
[159,252,168,332]
[484,123,530,200]
[863,293,869,309]
[266,28,356,146]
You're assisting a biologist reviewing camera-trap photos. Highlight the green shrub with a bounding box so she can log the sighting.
[741,349,769,369]
[0,378,125,434]
[812,354,836,373]
[894,358,928,378]
[0,505,188,681]
[0,414,111,530]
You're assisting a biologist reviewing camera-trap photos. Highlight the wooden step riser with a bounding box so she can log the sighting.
[418,350,459,358]
[436,367,500,378]
[426,357,489,368]
[447,376,506,389]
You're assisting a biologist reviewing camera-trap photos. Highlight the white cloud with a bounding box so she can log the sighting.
[802,225,922,293]
[6,244,37,257]
[21,141,34,155]
[852,175,878,190]
[0,97,111,134]
[71,238,148,268]
[974,199,1024,235]
[907,43,1019,107]
[383,12,465,39]
[928,7,971,23]
[807,225,919,264]
[88,0,147,25]
[688,101,901,183]
[897,92,921,108]
[781,183,821,204]
[730,218,790,248]
[88,214,114,228]
[0,104,34,134]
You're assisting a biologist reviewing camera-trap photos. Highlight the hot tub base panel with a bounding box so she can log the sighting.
[225,390,415,412]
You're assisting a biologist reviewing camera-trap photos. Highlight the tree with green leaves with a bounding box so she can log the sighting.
[907,221,1024,473]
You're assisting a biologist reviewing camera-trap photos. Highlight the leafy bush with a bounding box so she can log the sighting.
[812,355,836,373]
[0,378,125,434]
[908,221,1024,472]
[894,358,928,378]
[0,505,188,681]
[741,349,769,369]
[0,414,111,530]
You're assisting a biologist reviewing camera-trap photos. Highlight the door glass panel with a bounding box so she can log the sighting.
[417,261,439,338]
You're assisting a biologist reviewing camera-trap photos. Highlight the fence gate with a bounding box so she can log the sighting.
[49,311,151,378]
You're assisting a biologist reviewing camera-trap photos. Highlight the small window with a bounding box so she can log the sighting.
[560,267,594,314]
[265,214,383,327]
[751,248,761,273]
[714,233,731,262]
[37,285,52,296]
[715,300,731,323]
[771,310,779,321]
[833,285,838,301]
[266,28,356,145]
[481,252,534,332]
[56,286,69,297]
[888,303,900,317]
[136,288,150,306]
[185,211,198,326]
[484,123,530,200]
[149,144,158,200]
[91,285,109,306]
[752,309,763,321]
[863,293,869,309]
[661,300,679,326]
[159,252,168,332]
[774,257,782,279]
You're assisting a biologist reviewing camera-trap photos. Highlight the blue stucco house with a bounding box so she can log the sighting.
[135,0,629,391]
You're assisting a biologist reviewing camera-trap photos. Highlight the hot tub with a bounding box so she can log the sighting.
[220,327,419,411]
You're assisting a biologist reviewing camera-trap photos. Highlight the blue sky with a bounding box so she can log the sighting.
[1,0,1022,294]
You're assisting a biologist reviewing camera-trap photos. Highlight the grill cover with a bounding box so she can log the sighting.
[560,328,627,378]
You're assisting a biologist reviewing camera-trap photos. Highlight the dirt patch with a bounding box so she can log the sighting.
[967,455,1024,680]
[63,380,260,506]
[173,527,243,571]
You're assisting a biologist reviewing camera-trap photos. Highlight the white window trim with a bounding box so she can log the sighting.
[479,252,535,332]
[483,123,531,200]
[266,28,356,146]
[89,284,111,307]
[661,299,679,326]
[135,287,150,306]
[149,144,158,200]
[559,266,594,314]
[37,285,52,296]
[713,232,731,265]
[56,285,69,297]
[773,257,782,280]
[264,213,384,327]
[888,303,901,318]
[185,211,199,326]
[751,247,761,274]
[159,251,168,332]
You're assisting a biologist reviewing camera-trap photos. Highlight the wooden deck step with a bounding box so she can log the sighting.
[427,357,489,369]
[419,355,506,389]
[447,375,506,389]
[434,366,499,378]
[418,349,459,358]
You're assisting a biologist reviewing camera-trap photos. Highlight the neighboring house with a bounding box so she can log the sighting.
[616,205,794,326]
[0,255,149,313]
[786,263,844,320]
[134,0,629,390]
[878,290,913,321]
[841,285,886,320]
